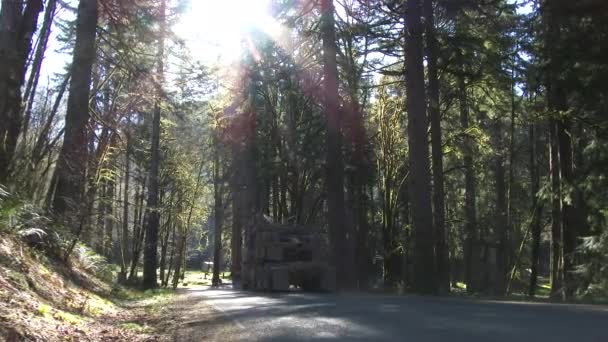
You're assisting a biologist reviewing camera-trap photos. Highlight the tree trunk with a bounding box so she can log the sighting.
[172,233,187,289]
[128,178,147,283]
[158,196,169,287]
[120,116,131,278]
[549,121,563,297]
[164,222,177,287]
[96,181,107,254]
[491,118,508,295]
[528,123,543,296]
[458,71,479,294]
[159,216,172,287]
[212,129,223,287]
[22,0,58,139]
[424,0,449,294]
[545,0,576,299]
[382,172,400,287]
[52,0,98,221]
[355,183,371,289]
[231,157,243,286]
[81,126,97,245]
[507,53,517,270]
[229,111,248,284]
[558,120,577,298]
[320,0,355,289]
[142,0,166,290]
[32,74,69,172]
[105,177,115,259]
[405,0,437,294]
[0,0,43,182]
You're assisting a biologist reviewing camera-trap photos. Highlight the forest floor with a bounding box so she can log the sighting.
[0,230,238,342]
[0,232,186,342]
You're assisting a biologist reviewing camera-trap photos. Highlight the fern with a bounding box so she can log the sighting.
[0,185,21,222]
[73,244,115,282]
[576,220,608,299]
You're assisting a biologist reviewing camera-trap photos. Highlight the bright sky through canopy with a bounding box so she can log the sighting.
[174,0,282,64]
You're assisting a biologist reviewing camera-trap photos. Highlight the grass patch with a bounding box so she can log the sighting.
[112,287,176,317]
[114,287,175,302]
[37,304,87,325]
[36,304,52,317]
[54,310,86,325]
[179,270,231,288]
[86,293,119,317]
[182,271,213,287]
[120,322,151,333]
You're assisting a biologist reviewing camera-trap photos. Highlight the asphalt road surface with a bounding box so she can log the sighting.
[175,287,608,341]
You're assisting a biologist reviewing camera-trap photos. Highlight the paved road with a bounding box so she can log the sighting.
[177,287,608,341]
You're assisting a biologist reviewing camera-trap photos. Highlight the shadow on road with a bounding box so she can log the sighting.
[172,286,608,341]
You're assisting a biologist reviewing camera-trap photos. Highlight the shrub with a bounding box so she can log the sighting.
[73,244,115,282]
[576,227,608,300]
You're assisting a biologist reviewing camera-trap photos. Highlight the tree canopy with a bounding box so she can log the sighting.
[1,0,607,300]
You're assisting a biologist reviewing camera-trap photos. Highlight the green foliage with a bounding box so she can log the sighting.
[120,322,150,333]
[73,244,116,282]
[36,304,52,317]
[54,310,86,325]
[6,270,30,290]
[0,192,62,255]
[0,186,21,225]
[576,216,608,299]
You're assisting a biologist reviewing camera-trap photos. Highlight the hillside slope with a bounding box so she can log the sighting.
[0,233,173,341]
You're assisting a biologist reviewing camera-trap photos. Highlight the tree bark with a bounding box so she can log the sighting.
[128,177,146,283]
[159,212,172,288]
[424,0,449,294]
[172,232,187,289]
[458,73,479,294]
[120,116,131,279]
[52,0,98,225]
[528,123,543,296]
[231,152,243,286]
[212,128,223,287]
[96,181,107,254]
[558,119,577,298]
[491,119,508,295]
[32,74,69,171]
[549,121,563,297]
[105,177,115,259]
[22,0,58,139]
[405,0,437,294]
[0,0,44,182]
[142,0,166,290]
[320,0,355,289]
[507,52,517,270]
[545,0,577,299]
[163,222,177,287]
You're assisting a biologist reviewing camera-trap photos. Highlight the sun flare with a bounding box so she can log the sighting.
[175,0,282,63]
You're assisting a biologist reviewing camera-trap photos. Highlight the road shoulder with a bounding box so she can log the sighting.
[171,287,244,341]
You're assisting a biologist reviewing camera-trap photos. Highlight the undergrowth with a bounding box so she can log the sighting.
[0,187,177,341]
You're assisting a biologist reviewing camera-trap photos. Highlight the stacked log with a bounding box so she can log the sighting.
[241,222,335,292]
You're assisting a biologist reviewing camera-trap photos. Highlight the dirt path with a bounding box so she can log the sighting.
[170,286,243,341]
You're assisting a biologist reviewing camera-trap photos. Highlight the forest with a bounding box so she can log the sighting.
[1,0,608,332]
